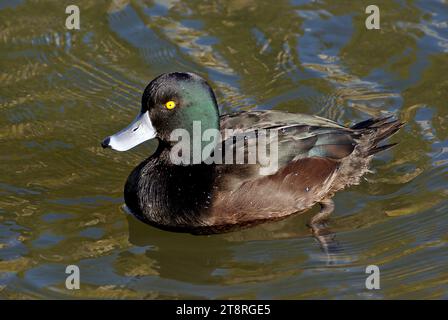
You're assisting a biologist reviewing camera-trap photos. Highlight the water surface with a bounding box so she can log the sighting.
[0,0,447,299]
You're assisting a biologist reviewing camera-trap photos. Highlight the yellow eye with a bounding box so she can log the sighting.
[165,100,176,110]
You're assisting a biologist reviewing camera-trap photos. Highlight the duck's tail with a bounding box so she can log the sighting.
[351,116,404,156]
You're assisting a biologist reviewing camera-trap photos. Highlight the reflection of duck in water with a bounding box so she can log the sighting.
[125,214,235,287]
[102,72,403,243]
[124,214,308,288]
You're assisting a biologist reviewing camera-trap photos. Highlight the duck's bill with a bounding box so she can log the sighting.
[101,111,156,151]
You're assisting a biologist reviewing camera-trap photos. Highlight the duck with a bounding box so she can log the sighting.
[101,72,403,239]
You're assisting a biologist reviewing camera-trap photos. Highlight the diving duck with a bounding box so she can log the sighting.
[101,72,402,238]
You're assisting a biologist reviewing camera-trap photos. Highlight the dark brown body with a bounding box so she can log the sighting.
[124,111,402,235]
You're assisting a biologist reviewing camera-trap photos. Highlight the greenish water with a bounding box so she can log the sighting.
[0,0,447,299]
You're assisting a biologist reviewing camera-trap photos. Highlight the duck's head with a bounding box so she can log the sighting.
[101,72,219,151]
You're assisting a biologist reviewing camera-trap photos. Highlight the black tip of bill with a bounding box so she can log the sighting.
[101,137,111,149]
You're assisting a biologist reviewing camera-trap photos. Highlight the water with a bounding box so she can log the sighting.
[0,0,447,299]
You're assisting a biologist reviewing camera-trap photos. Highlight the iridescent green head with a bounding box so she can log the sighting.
[101,72,220,152]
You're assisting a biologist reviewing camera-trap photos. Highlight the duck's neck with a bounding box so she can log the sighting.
[166,108,220,164]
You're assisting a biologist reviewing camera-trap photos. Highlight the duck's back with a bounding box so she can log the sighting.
[202,111,402,233]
